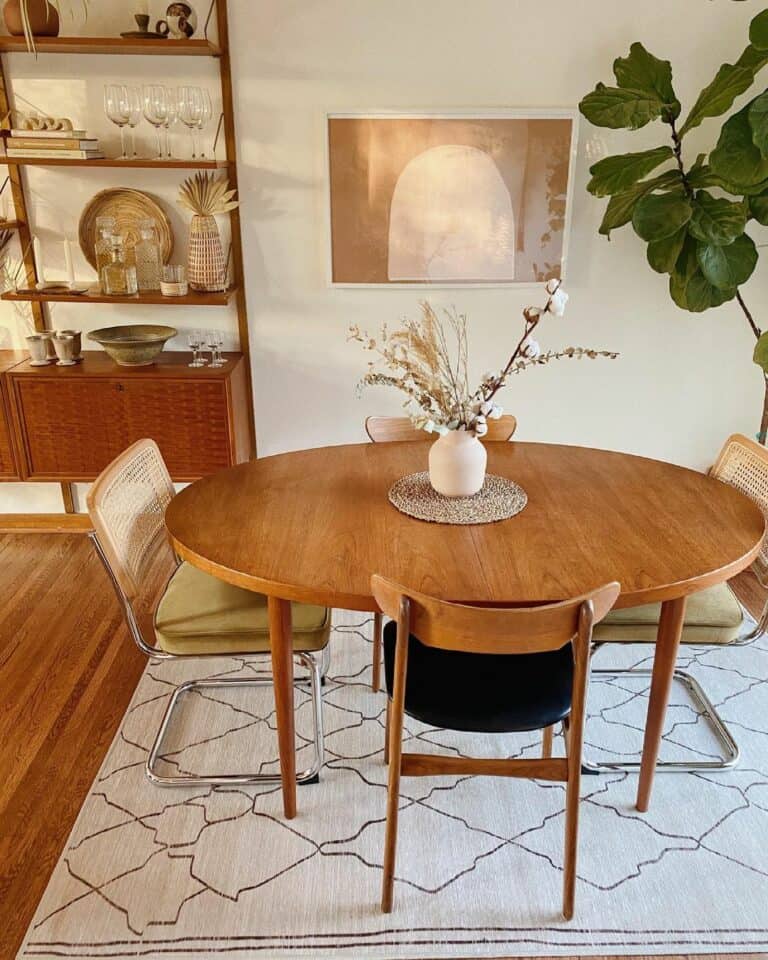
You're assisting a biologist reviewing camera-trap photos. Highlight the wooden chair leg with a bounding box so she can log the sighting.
[384,698,391,765]
[372,611,383,692]
[541,724,554,759]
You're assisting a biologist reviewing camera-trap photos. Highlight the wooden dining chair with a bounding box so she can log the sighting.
[371,575,620,919]
[87,438,331,787]
[589,433,768,773]
[365,413,518,692]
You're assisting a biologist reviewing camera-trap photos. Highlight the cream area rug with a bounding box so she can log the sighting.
[18,610,768,959]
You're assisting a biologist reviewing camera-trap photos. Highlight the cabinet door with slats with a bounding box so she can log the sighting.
[0,383,20,479]
[115,378,233,479]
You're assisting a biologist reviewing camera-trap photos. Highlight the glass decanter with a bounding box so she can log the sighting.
[94,216,117,291]
[102,236,138,296]
[134,219,161,292]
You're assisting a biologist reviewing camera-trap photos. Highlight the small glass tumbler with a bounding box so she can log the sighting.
[160,264,188,297]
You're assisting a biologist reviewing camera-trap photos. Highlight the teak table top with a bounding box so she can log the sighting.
[166,441,766,611]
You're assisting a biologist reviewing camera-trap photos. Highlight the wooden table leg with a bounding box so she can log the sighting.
[636,595,687,812]
[268,596,296,819]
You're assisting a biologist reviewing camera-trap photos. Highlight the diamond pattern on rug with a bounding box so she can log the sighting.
[18,611,768,959]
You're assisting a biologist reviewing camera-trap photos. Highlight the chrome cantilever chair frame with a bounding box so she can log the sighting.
[583,433,768,775]
[91,531,325,787]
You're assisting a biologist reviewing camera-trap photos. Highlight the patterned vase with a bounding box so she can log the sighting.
[3,0,60,37]
[428,430,487,497]
[187,214,226,292]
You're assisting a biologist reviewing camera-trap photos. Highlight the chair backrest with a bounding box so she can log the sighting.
[710,433,768,580]
[86,438,175,601]
[371,576,620,654]
[365,415,517,444]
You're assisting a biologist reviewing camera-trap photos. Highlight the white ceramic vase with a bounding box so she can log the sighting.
[428,430,487,497]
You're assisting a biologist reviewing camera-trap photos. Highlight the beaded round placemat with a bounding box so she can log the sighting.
[388,472,528,525]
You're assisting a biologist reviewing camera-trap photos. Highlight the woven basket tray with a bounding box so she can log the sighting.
[79,188,173,270]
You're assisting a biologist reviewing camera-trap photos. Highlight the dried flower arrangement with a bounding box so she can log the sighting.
[178,173,239,292]
[348,281,619,438]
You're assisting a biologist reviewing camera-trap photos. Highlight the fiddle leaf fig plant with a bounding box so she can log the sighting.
[579,8,768,441]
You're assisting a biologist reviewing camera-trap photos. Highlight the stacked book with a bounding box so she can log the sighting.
[5,129,104,160]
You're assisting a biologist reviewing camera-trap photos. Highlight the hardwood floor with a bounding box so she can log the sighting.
[0,533,764,960]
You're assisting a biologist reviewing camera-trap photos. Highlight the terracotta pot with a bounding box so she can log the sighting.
[428,430,487,497]
[3,0,60,38]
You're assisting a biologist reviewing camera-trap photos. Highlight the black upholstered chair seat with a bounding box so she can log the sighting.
[383,621,574,733]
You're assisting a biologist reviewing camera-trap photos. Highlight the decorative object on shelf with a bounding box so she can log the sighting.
[349,286,618,497]
[388,471,528,524]
[135,218,162,291]
[16,114,74,131]
[156,2,197,38]
[55,327,81,359]
[327,111,578,286]
[93,215,116,290]
[25,333,50,365]
[79,187,173,272]
[52,331,78,365]
[178,172,238,291]
[3,0,90,52]
[102,235,138,296]
[32,234,44,288]
[121,8,165,39]
[39,329,56,359]
[88,324,178,366]
[7,116,102,159]
[160,263,188,296]
[578,7,768,443]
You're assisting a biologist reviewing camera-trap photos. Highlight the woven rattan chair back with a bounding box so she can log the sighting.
[711,433,768,582]
[365,415,517,443]
[86,439,175,601]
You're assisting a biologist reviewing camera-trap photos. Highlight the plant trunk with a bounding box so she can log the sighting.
[760,374,768,447]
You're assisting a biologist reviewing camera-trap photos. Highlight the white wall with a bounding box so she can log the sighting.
[1,0,765,512]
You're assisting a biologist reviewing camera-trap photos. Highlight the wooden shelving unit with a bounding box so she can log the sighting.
[0,36,222,56]
[0,1,254,529]
[3,285,238,305]
[3,156,230,168]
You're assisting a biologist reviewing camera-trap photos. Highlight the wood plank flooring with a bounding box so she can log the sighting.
[0,533,764,960]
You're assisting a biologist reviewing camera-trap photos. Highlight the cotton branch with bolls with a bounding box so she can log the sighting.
[348,281,619,438]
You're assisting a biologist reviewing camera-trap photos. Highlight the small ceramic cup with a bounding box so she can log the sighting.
[26,334,50,365]
[56,329,82,359]
[39,330,57,360]
[53,334,77,366]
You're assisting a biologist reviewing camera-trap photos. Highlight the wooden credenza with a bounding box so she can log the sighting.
[4,351,251,482]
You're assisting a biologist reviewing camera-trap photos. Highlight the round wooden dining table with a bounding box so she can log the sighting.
[165,441,765,820]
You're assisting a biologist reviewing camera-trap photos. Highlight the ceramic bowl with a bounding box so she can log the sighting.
[88,324,177,366]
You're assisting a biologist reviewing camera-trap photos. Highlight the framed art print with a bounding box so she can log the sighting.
[327,110,578,288]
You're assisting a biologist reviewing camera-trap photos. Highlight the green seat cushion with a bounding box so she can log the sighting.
[593,582,744,646]
[154,562,331,656]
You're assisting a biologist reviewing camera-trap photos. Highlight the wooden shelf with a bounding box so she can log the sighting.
[0,36,222,56]
[2,156,228,169]
[3,286,238,306]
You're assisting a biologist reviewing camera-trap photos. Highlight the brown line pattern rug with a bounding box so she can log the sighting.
[18,611,768,959]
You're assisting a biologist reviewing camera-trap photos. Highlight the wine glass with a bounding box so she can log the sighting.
[142,85,169,160]
[163,88,178,160]
[196,88,213,158]
[187,330,204,368]
[177,85,202,159]
[207,329,224,367]
[126,86,142,159]
[104,84,131,160]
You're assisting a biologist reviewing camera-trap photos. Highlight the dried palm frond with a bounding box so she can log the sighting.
[178,173,239,218]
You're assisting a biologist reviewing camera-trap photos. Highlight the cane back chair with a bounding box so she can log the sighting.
[372,575,620,919]
[87,438,330,787]
[364,414,518,692]
[589,433,768,773]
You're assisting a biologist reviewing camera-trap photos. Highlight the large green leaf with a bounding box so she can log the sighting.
[632,190,692,241]
[750,9,768,51]
[647,225,687,274]
[754,331,768,374]
[688,190,747,245]
[587,146,674,197]
[710,103,768,186]
[669,238,737,312]
[736,43,768,74]
[679,62,756,137]
[579,83,665,130]
[613,42,680,119]
[697,234,758,289]
[749,189,768,224]
[749,90,768,156]
[597,169,682,237]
